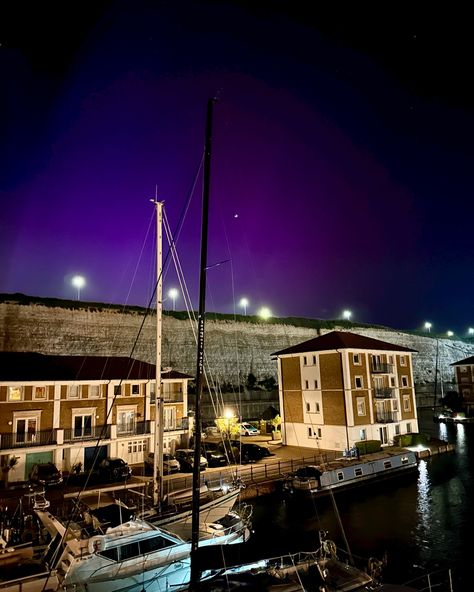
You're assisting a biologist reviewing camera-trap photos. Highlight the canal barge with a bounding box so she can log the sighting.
[282,448,417,496]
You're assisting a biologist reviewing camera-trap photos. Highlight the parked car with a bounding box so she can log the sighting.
[29,462,63,487]
[144,452,181,475]
[229,441,274,464]
[239,422,260,436]
[97,457,132,482]
[201,442,228,467]
[175,449,208,472]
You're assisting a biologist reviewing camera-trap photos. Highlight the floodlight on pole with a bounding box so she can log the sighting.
[468,327,474,336]
[239,297,249,316]
[342,309,352,321]
[447,330,454,337]
[424,322,432,333]
[258,306,272,320]
[168,288,179,311]
[71,275,86,300]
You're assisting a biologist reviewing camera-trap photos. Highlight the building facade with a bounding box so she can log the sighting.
[451,355,474,413]
[273,331,419,451]
[0,353,191,483]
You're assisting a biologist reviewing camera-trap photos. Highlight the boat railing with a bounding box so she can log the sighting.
[402,567,454,591]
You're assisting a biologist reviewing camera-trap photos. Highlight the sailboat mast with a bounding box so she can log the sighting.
[190,97,215,590]
[153,199,165,506]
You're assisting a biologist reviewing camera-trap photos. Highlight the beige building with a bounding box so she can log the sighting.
[0,352,191,483]
[451,355,474,413]
[273,331,418,451]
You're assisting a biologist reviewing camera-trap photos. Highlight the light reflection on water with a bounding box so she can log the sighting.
[249,409,472,587]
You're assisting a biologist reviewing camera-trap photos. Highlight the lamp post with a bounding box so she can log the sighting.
[424,322,432,333]
[71,275,86,300]
[223,408,235,436]
[239,297,249,316]
[168,288,178,311]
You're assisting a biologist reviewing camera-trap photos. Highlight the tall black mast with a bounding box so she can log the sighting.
[190,97,215,590]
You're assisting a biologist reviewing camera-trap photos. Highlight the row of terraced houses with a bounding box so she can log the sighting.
[1,331,474,483]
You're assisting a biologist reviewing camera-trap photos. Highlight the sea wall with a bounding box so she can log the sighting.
[1,301,473,397]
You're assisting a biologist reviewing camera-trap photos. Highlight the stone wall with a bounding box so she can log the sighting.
[1,301,474,402]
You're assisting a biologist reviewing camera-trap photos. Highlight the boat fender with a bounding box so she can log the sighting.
[322,540,337,558]
[89,536,107,554]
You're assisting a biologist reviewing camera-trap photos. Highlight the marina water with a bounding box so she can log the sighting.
[244,408,471,590]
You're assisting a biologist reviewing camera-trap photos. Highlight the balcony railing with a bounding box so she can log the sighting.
[63,425,111,443]
[376,411,397,423]
[371,362,394,374]
[0,429,57,450]
[374,387,395,399]
[117,420,151,436]
[164,419,188,432]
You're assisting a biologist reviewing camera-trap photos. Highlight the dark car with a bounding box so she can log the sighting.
[144,452,181,475]
[201,442,228,467]
[97,457,132,482]
[29,462,63,487]
[175,449,208,472]
[229,441,274,464]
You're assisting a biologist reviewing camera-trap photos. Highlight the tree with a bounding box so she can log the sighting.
[246,373,257,390]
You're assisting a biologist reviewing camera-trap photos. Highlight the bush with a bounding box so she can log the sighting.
[393,432,430,447]
[354,440,382,454]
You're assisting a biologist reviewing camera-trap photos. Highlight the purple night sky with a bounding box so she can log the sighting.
[1,2,474,333]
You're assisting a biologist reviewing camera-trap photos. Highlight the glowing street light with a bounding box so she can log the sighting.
[239,297,249,316]
[258,306,272,320]
[168,288,179,311]
[342,309,352,321]
[468,328,474,336]
[447,331,454,337]
[71,275,86,300]
[424,322,432,333]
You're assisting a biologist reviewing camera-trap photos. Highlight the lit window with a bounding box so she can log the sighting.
[356,397,366,416]
[33,386,48,400]
[8,387,22,401]
[89,385,101,398]
[69,385,80,399]
[355,376,364,389]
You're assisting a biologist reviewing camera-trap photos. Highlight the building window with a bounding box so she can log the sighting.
[359,428,367,441]
[403,395,411,412]
[392,400,399,411]
[407,422,412,433]
[395,424,400,435]
[68,385,80,399]
[353,353,361,365]
[33,386,48,401]
[388,355,394,364]
[117,408,137,434]
[355,376,364,389]
[114,385,122,396]
[89,385,101,398]
[308,427,313,438]
[131,384,140,395]
[304,380,309,389]
[306,402,310,412]
[400,356,407,366]
[317,427,322,438]
[461,366,468,373]
[164,407,177,430]
[303,356,308,366]
[390,376,396,387]
[315,402,320,413]
[401,376,409,387]
[356,397,366,416]
[312,355,317,365]
[14,412,40,444]
[8,387,22,401]
[72,409,95,438]
[314,379,318,389]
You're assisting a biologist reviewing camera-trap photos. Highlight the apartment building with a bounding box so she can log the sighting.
[273,331,418,451]
[451,355,474,413]
[0,352,191,483]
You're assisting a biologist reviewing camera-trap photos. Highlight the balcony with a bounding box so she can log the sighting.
[0,429,57,450]
[371,362,394,374]
[376,411,397,423]
[164,419,188,433]
[374,387,395,399]
[117,420,151,437]
[63,425,111,443]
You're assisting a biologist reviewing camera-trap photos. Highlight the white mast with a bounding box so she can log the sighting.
[152,199,165,506]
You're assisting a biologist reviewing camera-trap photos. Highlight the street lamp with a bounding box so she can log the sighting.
[239,297,249,316]
[71,275,86,300]
[223,408,235,435]
[168,288,179,311]
[258,306,272,320]
[342,309,352,321]
[447,331,454,337]
[424,322,432,333]
[468,328,474,336]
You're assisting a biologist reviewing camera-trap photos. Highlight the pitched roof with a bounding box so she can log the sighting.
[272,331,417,356]
[0,352,191,382]
[451,356,474,366]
